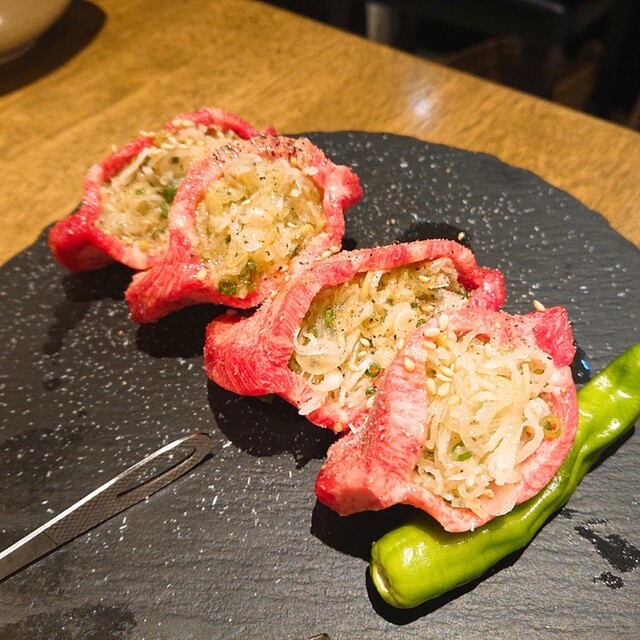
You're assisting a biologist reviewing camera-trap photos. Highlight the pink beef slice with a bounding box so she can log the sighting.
[204,239,506,434]
[124,134,363,322]
[314,305,578,532]
[48,107,271,272]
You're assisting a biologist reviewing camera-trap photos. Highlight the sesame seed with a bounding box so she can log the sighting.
[533,299,546,311]
[404,357,416,371]
[447,395,460,406]
[437,382,451,397]
[321,250,332,259]
[348,362,360,373]
[418,274,431,283]
[366,396,375,409]
[438,314,450,331]
[426,377,437,395]
[483,343,496,358]
[359,337,371,348]
[439,365,455,378]
[439,351,456,366]
[422,326,441,338]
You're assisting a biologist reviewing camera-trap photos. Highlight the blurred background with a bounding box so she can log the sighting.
[266,0,639,130]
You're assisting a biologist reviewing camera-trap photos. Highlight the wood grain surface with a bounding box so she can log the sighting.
[0,0,638,266]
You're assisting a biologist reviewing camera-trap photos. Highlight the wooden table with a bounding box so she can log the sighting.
[2,3,640,638]
[0,0,638,267]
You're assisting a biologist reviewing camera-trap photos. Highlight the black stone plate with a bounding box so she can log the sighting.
[1,132,639,640]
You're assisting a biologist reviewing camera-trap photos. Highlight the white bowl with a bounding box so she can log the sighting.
[0,0,72,63]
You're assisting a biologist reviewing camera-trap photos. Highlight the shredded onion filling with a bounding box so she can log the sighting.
[98,124,240,252]
[195,153,325,298]
[412,328,557,518]
[289,259,468,416]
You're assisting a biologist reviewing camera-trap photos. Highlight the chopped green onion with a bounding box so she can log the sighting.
[366,386,377,396]
[135,187,146,195]
[239,259,257,284]
[159,201,169,219]
[218,279,238,296]
[162,185,178,204]
[542,415,562,439]
[323,307,335,328]
[365,363,381,378]
[224,234,232,244]
[452,442,472,462]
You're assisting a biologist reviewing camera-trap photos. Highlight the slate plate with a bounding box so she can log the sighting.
[1,132,639,640]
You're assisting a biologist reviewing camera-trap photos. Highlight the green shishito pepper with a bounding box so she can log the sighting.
[370,343,640,609]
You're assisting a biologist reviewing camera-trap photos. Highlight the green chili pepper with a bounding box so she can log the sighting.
[370,343,640,609]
